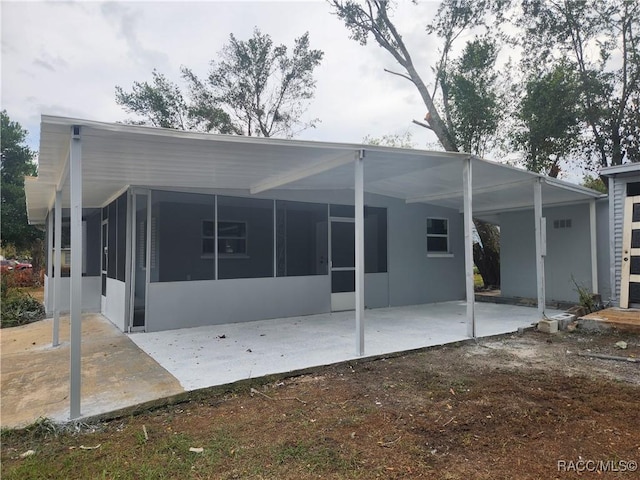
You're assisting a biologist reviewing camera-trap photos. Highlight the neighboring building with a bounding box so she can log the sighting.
[25,116,605,337]
[601,163,640,308]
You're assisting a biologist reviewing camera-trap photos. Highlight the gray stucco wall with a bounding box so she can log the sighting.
[44,275,102,314]
[500,203,594,303]
[103,278,127,331]
[146,275,331,332]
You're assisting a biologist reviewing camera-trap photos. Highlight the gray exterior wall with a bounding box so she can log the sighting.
[43,275,102,313]
[146,275,331,332]
[102,278,127,331]
[500,203,594,303]
[141,188,465,331]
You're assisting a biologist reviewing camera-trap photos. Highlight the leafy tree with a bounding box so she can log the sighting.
[512,62,582,177]
[332,0,504,287]
[332,0,485,151]
[622,92,640,162]
[363,131,415,148]
[582,175,607,194]
[1,111,44,264]
[116,70,190,129]
[445,38,501,158]
[183,28,324,137]
[115,70,237,133]
[517,0,640,168]
[116,29,324,138]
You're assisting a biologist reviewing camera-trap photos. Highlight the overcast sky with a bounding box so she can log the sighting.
[2,0,452,153]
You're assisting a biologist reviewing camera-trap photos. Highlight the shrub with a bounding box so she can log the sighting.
[1,274,45,328]
[1,293,45,328]
[1,268,42,288]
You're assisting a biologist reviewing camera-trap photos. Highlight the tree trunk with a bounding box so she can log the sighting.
[331,1,502,288]
[472,220,500,288]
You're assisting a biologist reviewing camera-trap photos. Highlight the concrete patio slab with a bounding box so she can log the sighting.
[1,302,556,429]
[130,301,558,391]
[0,314,184,429]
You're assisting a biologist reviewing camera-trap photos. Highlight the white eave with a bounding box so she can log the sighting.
[25,115,605,224]
[600,162,640,177]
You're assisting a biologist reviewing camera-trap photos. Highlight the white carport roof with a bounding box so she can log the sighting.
[25,115,604,224]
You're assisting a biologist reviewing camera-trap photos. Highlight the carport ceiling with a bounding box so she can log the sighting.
[26,115,604,224]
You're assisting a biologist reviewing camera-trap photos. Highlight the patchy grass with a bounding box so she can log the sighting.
[2,331,639,479]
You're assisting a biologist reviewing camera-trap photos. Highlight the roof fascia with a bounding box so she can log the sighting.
[39,115,470,161]
[600,163,640,176]
[542,177,605,198]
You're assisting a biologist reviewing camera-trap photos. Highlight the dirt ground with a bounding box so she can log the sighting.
[2,328,639,479]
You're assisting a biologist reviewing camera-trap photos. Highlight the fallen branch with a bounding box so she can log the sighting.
[442,416,456,427]
[577,352,639,363]
[250,387,307,405]
[142,425,148,441]
[79,444,101,450]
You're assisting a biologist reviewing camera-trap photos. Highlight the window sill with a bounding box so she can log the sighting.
[427,253,454,258]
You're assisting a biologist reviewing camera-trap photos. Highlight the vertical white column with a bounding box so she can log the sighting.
[589,199,599,294]
[533,178,546,317]
[214,195,218,280]
[124,191,133,332]
[273,199,277,277]
[354,150,365,356]
[69,126,82,419]
[463,157,475,338]
[53,190,62,347]
[46,206,54,315]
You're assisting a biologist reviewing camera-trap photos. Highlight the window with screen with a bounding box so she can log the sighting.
[217,196,273,279]
[276,200,328,276]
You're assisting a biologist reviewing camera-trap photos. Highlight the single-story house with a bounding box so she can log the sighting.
[26,115,613,416]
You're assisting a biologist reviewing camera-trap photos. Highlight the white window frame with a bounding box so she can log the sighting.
[426,217,453,258]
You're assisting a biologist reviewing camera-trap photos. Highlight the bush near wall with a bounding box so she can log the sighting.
[1,272,45,328]
[1,268,43,288]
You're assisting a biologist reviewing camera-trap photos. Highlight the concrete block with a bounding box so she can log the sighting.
[550,312,577,331]
[537,319,558,334]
